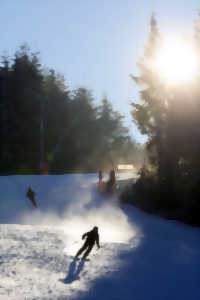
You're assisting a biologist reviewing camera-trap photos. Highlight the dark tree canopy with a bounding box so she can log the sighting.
[128,13,200,225]
[0,45,141,174]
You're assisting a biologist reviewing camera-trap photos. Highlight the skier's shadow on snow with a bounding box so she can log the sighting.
[60,258,86,284]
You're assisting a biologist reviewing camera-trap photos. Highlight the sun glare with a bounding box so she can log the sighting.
[156,37,198,85]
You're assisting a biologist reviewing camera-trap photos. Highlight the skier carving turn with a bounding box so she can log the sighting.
[75,226,100,259]
[26,187,37,208]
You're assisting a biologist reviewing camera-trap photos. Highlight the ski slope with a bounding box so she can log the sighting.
[0,173,200,300]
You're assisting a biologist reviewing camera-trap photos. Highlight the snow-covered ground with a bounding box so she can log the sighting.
[0,173,200,300]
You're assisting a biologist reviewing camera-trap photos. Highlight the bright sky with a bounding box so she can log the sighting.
[1,0,200,143]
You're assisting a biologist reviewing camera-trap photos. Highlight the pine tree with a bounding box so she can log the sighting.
[131,15,167,184]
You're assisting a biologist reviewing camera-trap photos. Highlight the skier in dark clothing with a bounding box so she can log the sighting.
[75,226,100,259]
[98,170,103,183]
[26,187,37,208]
[106,169,116,193]
[98,170,106,193]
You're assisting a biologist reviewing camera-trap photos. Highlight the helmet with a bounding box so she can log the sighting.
[93,226,98,231]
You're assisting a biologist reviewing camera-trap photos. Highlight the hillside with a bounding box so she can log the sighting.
[0,173,200,299]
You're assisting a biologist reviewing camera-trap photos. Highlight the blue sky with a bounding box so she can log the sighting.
[1,0,200,143]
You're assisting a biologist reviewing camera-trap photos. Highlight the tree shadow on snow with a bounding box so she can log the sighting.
[60,258,86,284]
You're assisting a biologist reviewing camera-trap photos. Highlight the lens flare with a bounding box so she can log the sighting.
[155,37,198,85]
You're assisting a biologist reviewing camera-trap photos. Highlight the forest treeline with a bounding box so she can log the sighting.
[121,14,200,226]
[0,45,143,174]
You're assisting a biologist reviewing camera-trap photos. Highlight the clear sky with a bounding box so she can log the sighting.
[1,0,200,143]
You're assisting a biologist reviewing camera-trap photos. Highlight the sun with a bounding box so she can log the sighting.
[155,37,198,85]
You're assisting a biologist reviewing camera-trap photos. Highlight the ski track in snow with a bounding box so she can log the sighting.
[0,173,200,300]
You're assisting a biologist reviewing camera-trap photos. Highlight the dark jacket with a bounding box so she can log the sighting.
[82,230,100,247]
[26,188,37,208]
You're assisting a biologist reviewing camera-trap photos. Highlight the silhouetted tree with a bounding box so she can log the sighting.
[0,44,141,174]
[129,12,200,224]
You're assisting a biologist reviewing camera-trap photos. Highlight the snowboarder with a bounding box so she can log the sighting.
[75,226,100,259]
[26,187,37,208]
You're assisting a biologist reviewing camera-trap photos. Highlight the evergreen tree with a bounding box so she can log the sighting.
[5,45,43,173]
[0,56,11,172]
[0,44,140,174]
[131,15,169,197]
[42,69,71,172]
[130,12,200,222]
[131,15,185,209]
[95,97,130,170]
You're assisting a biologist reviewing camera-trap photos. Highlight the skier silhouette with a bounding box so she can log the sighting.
[26,187,37,208]
[75,226,100,259]
[98,170,103,183]
[106,169,116,193]
[98,170,106,193]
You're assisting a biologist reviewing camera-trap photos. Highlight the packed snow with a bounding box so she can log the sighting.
[0,173,200,300]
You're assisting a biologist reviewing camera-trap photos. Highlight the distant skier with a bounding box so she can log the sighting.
[26,187,37,208]
[106,169,116,193]
[75,226,100,259]
[98,170,103,183]
[98,170,105,193]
